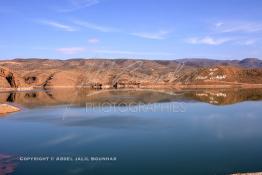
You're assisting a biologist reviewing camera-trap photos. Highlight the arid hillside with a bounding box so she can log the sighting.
[181,66,262,85]
[0,58,261,90]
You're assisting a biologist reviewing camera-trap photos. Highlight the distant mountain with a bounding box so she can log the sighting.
[176,58,227,67]
[239,58,262,68]
[176,58,262,68]
[0,58,261,90]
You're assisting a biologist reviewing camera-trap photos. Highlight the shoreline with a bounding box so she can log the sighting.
[231,172,262,175]
[1,84,262,92]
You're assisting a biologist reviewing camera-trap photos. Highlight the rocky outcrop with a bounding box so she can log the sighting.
[0,76,11,88]
[0,68,15,88]
[231,172,262,175]
[0,67,30,90]
[0,104,20,114]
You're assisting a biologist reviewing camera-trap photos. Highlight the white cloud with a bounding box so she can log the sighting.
[56,47,86,54]
[236,39,257,46]
[58,0,99,12]
[186,36,232,45]
[93,49,176,56]
[71,0,99,7]
[215,22,224,27]
[73,20,117,32]
[244,39,256,45]
[214,21,262,33]
[40,20,77,32]
[88,38,99,44]
[131,31,170,40]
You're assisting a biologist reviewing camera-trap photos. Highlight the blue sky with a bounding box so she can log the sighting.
[0,0,262,60]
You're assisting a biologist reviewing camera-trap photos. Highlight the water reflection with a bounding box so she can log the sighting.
[0,89,262,174]
[0,88,262,108]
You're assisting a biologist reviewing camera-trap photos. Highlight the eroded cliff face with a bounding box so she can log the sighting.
[0,59,262,90]
[0,68,15,88]
[0,67,29,89]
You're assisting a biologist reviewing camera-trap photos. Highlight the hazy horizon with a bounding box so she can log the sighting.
[0,57,261,61]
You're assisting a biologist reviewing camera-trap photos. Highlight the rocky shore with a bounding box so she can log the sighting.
[232,172,262,175]
[0,104,20,115]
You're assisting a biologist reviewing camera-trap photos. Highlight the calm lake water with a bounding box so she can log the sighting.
[0,88,262,175]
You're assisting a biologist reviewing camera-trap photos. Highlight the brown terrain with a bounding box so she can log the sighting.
[0,58,262,91]
[0,104,20,115]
